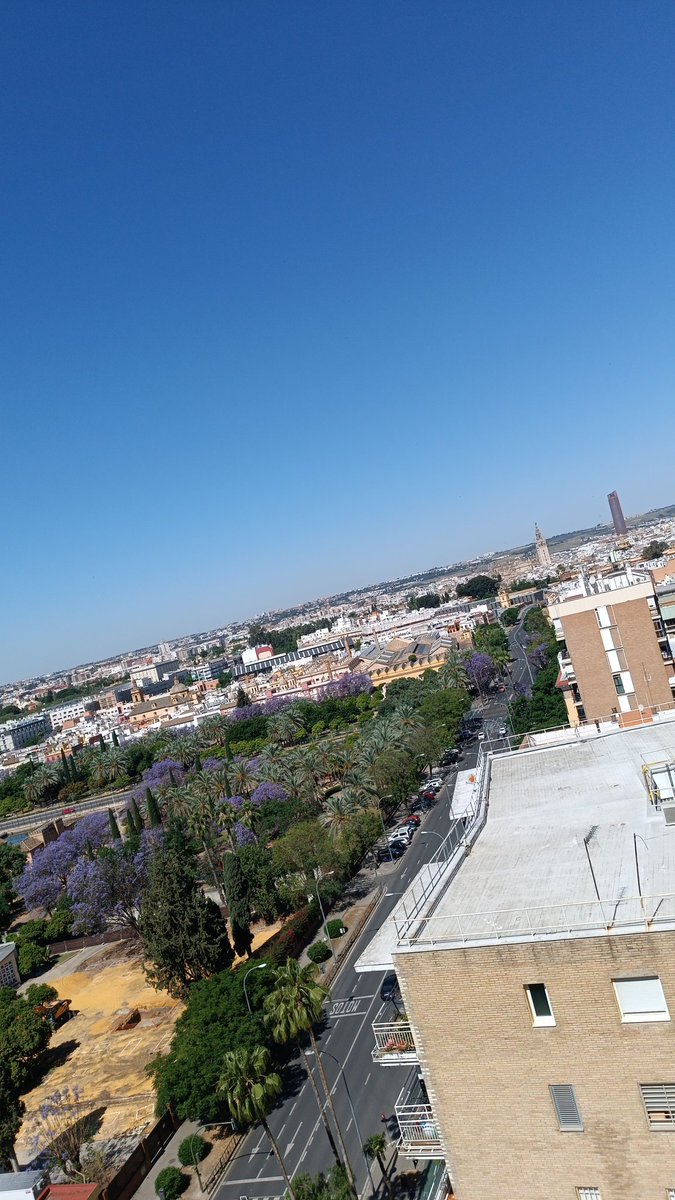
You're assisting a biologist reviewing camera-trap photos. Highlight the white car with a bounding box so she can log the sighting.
[389,826,414,844]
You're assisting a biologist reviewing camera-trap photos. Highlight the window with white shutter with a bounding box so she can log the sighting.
[549,1084,583,1131]
[576,1189,600,1200]
[613,977,670,1022]
[640,1084,675,1129]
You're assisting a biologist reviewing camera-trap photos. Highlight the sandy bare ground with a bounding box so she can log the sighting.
[16,919,283,1162]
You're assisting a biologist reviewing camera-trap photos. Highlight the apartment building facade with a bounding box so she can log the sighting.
[548,569,675,724]
[358,719,675,1200]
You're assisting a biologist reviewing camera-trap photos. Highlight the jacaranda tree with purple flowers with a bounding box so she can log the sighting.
[466,652,496,696]
[16,812,110,915]
[67,830,161,935]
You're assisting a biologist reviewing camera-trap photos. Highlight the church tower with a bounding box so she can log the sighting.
[535,523,552,569]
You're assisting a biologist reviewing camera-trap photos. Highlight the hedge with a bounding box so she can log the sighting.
[178,1134,207,1166]
[155,1167,188,1200]
[307,941,332,964]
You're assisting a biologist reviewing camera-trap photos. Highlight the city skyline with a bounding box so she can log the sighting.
[3,2,675,682]
[2,491,672,686]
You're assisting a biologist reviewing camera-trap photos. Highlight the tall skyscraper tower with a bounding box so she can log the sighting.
[534,523,552,569]
[608,490,628,537]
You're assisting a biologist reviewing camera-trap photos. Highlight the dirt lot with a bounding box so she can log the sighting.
[16,920,282,1162]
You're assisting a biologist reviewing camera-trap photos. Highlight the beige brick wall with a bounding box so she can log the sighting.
[562,600,672,721]
[395,933,675,1200]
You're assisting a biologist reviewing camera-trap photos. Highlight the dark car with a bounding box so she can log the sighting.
[375,842,405,863]
[380,972,401,1004]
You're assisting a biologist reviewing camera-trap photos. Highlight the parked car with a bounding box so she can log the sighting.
[498,726,508,737]
[405,814,421,827]
[380,972,401,1004]
[389,825,414,843]
[375,842,405,862]
[387,837,409,855]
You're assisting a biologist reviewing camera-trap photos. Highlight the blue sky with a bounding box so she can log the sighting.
[2,1,675,682]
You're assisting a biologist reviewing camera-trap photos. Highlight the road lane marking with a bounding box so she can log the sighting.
[219,1178,283,1186]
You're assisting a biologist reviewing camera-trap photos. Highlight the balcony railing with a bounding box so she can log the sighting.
[395,1074,443,1157]
[372,1019,418,1065]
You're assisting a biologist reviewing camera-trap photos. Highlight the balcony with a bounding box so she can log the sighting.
[372,1018,418,1065]
[395,1072,443,1158]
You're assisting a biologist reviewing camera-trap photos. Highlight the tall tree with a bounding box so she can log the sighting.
[140,840,233,999]
[145,787,162,828]
[130,797,145,831]
[108,808,122,841]
[222,853,253,958]
[0,1062,24,1171]
[262,960,357,1195]
[216,1047,297,1200]
[264,962,353,1189]
[363,1134,394,1200]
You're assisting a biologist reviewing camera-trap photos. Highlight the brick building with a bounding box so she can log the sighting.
[357,717,675,1200]
[549,568,675,724]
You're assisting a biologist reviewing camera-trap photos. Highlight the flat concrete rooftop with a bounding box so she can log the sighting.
[357,718,675,971]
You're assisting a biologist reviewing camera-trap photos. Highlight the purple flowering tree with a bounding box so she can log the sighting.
[131,759,185,802]
[466,652,497,696]
[528,641,550,673]
[228,703,264,723]
[16,812,110,914]
[319,673,373,700]
[250,781,288,806]
[67,831,161,935]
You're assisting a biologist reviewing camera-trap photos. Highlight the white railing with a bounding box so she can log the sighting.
[392,891,675,949]
[372,1020,418,1063]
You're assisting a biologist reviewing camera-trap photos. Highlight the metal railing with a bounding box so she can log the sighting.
[392,891,675,949]
[395,1075,442,1155]
[372,1019,418,1064]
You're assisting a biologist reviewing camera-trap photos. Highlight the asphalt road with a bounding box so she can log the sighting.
[215,705,508,1200]
[506,611,535,695]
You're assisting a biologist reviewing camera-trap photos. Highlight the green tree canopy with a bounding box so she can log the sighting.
[456,575,499,599]
[140,840,234,999]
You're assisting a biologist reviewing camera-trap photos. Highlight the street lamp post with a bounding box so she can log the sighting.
[313,867,337,960]
[306,1049,376,1195]
[243,961,268,1015]
[189,1121,235,1193]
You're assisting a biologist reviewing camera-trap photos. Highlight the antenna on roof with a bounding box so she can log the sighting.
[583,827,602,905]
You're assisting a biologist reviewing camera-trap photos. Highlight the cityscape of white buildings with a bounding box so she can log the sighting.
[2,501,674,775]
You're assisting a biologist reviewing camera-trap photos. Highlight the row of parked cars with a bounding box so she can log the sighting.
[375,772,448,863]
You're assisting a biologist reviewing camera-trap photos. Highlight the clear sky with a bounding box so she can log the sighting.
[2,1,675,682]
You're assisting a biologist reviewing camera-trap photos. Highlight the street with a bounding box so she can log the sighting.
[214,704,509,1200]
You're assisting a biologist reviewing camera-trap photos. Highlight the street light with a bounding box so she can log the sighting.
[189,1121,235,1193]
[243,961,268,1015]
[305,1049,376,1195]
[313,867,337,960]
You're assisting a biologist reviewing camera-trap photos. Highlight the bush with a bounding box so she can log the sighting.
[18,940,50,978]
[324,919,347,938]
[178,1135,207,1167]
[307,940,332,964]
[155,1167,188,1199]
[261,904,323,967]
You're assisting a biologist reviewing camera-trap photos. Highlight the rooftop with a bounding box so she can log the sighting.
[0,941,17,963]
[357,716,675,970]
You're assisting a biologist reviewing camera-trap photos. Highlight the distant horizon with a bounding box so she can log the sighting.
[5,492,672,689]
[3,3,674,683]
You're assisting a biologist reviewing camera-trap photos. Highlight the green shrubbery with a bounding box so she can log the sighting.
[323,919,346,938]
[307,941,332,964]
[155,1167,188,1199]
[177,1135,207,1166]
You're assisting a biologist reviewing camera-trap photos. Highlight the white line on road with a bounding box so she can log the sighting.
[364,1071,372,1088]
[219,1178,283,1186]
[288,1100,298,1118]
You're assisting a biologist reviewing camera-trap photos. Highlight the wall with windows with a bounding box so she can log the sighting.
[395,931,675,1200]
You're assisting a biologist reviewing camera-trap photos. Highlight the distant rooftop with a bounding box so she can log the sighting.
[357,715,675,970]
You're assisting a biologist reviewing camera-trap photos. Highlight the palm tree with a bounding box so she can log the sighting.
[176,777,227,905]
[230,757,259,799]
[268,707,306,746]
[198,715,232,754]
[171,735,201,769]
[363,1133,394,1200]
[216,1046,297,1200]
[319,795,358,840]
[217,800,239,852]
[263,961,357,1196]
[238,798,259,842]
[438,650,469,691]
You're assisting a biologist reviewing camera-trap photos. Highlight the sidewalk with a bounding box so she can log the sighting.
[133,1122,200,1200]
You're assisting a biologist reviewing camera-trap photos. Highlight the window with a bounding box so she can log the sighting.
[576,1190,601,1200]
[640,1084,675,1129]
[666,1191,675,1199]
[549,1084,583,1131]
[613,977,670,1022]
[525,983,555,1026]
[613,673,626,695]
